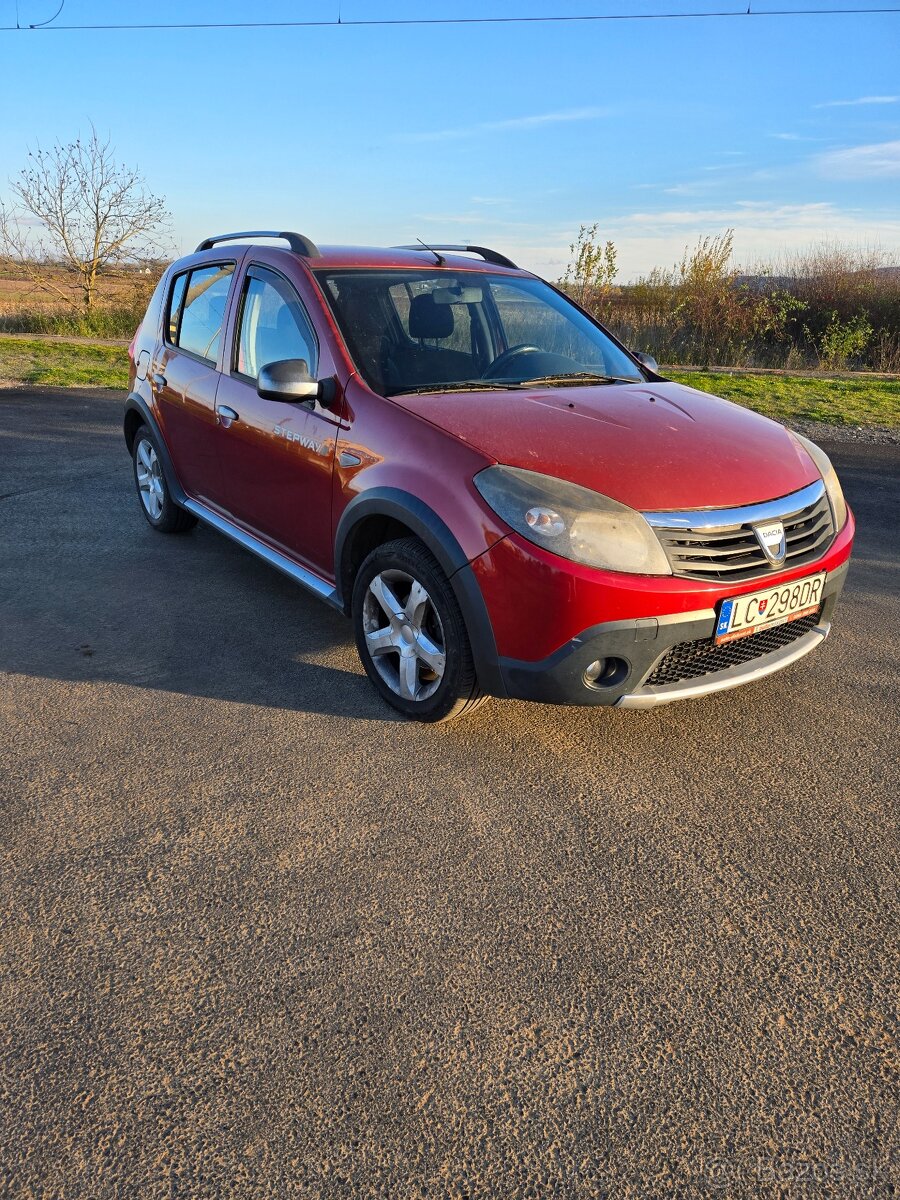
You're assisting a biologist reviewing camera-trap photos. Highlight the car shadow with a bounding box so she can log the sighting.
[0,510,404,723]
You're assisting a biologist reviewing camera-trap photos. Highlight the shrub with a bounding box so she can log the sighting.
[561,230,900,372]
[561,223,617,318]
[808,311,874,370]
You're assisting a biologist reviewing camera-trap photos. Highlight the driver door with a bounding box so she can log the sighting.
[212,263,339,576]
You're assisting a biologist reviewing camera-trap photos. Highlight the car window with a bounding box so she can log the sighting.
[177,264,235,363]
[387,280,475,356]
[166,271,188,344]
[235,269,318,380]
[490,282,615,368]
[318,270,642,395]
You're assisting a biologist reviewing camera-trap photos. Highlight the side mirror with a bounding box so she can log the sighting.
[257,358,333,406]
[634,351,660,374]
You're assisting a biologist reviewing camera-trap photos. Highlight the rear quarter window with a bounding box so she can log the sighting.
[166,272,188,343]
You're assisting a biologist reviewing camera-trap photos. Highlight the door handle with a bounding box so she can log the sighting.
[150,372,167,390]
[216,405,240,424]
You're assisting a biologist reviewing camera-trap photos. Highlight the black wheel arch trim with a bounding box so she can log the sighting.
[123,394,188,508]
[335,488,507,697]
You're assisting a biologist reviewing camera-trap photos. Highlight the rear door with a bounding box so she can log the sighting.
[153,261,237,504]
[212,260,341,576]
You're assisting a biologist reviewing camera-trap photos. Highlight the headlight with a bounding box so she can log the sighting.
[474,465,672,575]
[790,431,848,531]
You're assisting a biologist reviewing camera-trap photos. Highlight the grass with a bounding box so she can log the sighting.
[0,335,129,389]
[669,369,900,428]
[1,335,898,427]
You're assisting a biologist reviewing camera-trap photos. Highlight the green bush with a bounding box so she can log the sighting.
[809,311,874,371]
[560,233,900,372]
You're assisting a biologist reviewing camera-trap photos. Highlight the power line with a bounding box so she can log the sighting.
[1,6,899,32]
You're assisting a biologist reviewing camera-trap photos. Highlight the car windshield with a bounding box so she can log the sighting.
[315,269,644,396]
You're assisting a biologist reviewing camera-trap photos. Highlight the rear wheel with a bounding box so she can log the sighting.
[131,426,197,534]
[352,537,488,722]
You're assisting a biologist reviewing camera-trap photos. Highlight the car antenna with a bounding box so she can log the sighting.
[416,238,446,267]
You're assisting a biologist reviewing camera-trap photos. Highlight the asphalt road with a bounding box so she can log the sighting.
[1,388,898,1199]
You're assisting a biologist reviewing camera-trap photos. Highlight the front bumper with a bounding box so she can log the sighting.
[496,558,849,708]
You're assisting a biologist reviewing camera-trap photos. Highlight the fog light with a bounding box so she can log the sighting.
[583,659,606,685]
[583,657,629,690]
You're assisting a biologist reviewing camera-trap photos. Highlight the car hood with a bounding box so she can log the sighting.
[392,380,819,511]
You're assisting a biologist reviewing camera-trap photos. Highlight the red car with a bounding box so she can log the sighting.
[125,232,853,721]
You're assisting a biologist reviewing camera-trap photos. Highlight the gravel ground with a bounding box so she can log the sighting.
[786,418,900,446]
[1,389,898,1199]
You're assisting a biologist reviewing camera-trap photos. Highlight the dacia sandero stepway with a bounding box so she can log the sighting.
[124,232,853,721]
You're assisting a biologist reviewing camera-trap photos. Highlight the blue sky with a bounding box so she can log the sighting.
[1,0,898,279]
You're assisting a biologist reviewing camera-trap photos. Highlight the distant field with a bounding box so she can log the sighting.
[0,264,160,337]
[1,335,898,427]
[0,265,157,311]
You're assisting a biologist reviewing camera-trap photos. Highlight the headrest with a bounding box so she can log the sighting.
[409,292,454,340]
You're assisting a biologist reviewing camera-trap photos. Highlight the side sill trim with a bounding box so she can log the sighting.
[615,623,829,709]
[183,499,340,608]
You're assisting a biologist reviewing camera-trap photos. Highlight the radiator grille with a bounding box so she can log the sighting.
[645,612,822,687]
[650,487,835,583]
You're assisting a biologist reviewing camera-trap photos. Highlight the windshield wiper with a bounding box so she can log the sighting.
[388,372,639,397]
[388,381,523,397]
[515,371,638,387]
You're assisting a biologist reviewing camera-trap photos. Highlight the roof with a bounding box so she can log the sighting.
[190,238,526,275]
[310,245,526,273]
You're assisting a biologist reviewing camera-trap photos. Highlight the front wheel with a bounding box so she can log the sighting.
[352,537,488,722]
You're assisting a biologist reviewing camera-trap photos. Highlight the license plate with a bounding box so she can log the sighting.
[715,572,826,645]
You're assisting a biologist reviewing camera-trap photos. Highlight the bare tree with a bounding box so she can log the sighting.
[0,127,171,311]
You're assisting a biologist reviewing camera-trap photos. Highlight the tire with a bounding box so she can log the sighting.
[131,425,197,534]
[352,537,489,722]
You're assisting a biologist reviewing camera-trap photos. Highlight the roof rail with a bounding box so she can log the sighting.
[395,244,518,270]
[195,230,321,257]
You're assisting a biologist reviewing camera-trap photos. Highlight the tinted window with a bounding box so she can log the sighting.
[388,280,476,356]
[235,270,318,380]
[490,282,614,366]
[318,270,641,395]
[177,264,235,362]
[167,271,188,343]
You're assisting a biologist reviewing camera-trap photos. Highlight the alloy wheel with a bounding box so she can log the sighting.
[135,437,165,520]
[362,569,447,702]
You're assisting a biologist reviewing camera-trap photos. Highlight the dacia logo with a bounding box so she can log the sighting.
[753,519,787,567]
[274,425,329,456]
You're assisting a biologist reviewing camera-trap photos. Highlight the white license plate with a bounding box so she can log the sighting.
[715,572,826,645]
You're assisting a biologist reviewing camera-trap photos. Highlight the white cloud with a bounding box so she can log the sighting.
[480,202,900,281]
[618,202,838,230]
[397,107,608,143]
[816,140,900,179]
[357,201,900,282]
[662,183,708,196]
[814,95,899,109]
[413,212,550,232]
